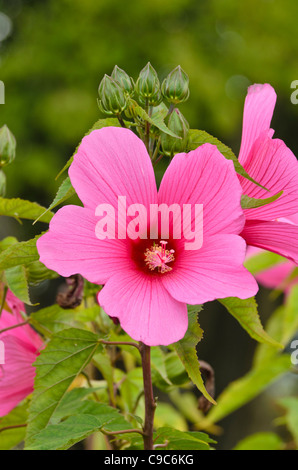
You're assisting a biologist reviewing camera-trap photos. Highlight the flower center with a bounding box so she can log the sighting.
[144,240,175,274]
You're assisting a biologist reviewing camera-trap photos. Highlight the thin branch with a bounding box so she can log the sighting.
[0,423,27,433]
[99,339,140,351]
[102,428,144,437]
[0,320,29,335]
[152,136,161,163]
[153,153,164,167]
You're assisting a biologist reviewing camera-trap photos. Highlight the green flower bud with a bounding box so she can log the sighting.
[98,75,128,116]
[111,65,134,95]
[135,62,161,106]
[0,169,6,196]
[161,108,189,157]
[0,125,16,167]
[162,66,190,104]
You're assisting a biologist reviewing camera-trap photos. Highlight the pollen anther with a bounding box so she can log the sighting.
[145,241,175,274]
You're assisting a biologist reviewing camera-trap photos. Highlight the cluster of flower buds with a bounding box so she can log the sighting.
[98,63,190,157]
[0,125,16,196]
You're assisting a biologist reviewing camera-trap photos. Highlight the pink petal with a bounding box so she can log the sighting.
[0,335,37,416]
[286,213,298,225]
[238,135,298,220]
[98,271,188,346]
[6,290,25,316]
[256,261,295,290]
[242,220,298,264]
[158,144,245,237]
[37,205,132,284]
[0,310,42,353]
[162,234,258,304]
[69,127,158,211]
[239,84,277,165]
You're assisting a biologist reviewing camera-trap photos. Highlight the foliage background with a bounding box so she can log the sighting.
[0,0,297,449]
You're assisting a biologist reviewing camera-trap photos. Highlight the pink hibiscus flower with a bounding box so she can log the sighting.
[37,127,257,346]
[238,84,298,264]
[0,290,43,417]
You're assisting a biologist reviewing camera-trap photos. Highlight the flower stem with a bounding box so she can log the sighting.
[117,115,127,128]
[139,342,156,450]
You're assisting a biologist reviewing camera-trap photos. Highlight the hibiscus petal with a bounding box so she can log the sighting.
[0,335,37,417]
[256,262,295,290]
[242,220,298,264]
[37,205,131,284]
[98,271,188,346]
[239,84,277,165]
[238,135,298,220]
[0,310,42,353]
[158,144,245,237]
[162,234,258,304]
[69,127,158,211]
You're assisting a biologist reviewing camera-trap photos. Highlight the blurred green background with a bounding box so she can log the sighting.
[0,0,297,450]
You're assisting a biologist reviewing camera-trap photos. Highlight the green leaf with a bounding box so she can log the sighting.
[26,391,134,450]
[0,197,53,223]
[241,191,283,210]
[187,129,268,190]
[26,260,59,285]
[278,397,298,446]
[280,285,298,345]
[30,304,85,335]
[0,236,18,253]
[51,387,101,423]
[33,176,75,225]
[0,234,42,271]
[25,328,99,447]
[234,432,284,450]
[170,389,204,425]
[164,352,189,386]
[26,412,133,451]
[5,265,32,305]
[174,307,216,405]
[219,297,283,348]
[92,352,115,406]
[56,117,123,179]
[254,287,298,367]
[150,346,172,390]
[200,354,291,427]
[0,403,28,450]
[128,98,180,138]
[25,415,106,450]
[154,427,216,450]
[154,402,188,431]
